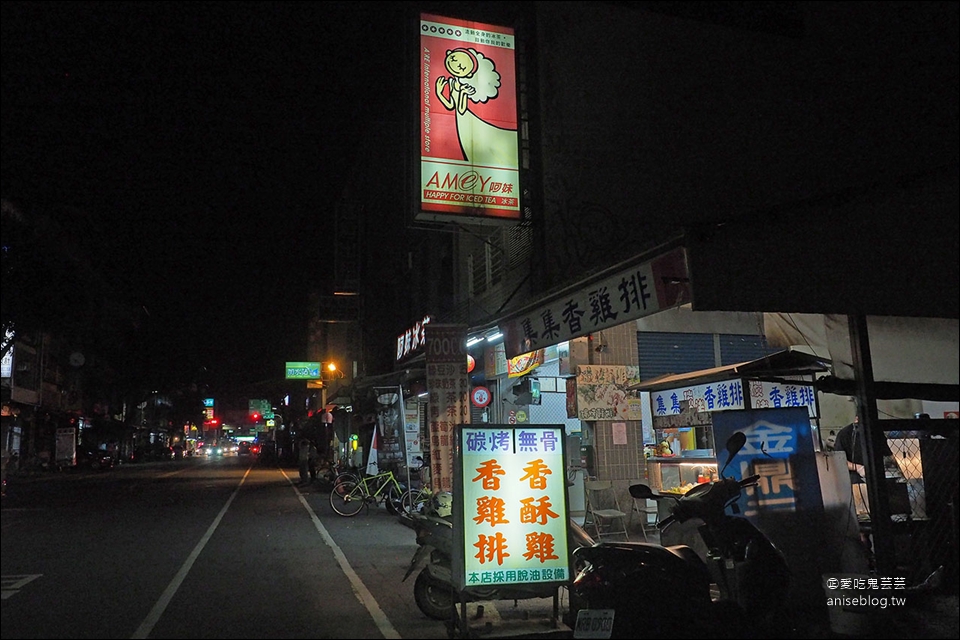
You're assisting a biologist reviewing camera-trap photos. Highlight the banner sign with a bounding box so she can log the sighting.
[501,247,689,358]
[507,349,544,378]
[426,324,470,492]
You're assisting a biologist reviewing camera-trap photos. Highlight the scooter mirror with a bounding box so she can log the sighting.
[629,484,654,499]
[720,431,747,477]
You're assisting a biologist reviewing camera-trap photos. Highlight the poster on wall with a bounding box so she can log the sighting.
[404,404,420,433]
[485,342,508,378]
[452,424,570,592]
[575,365,643,421]
[55,428,76,466]
[417,13,521,223]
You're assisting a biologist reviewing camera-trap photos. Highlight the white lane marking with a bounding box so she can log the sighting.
[130,467,251,639]
[130,465,398,639]
[0,573,42,599]
[289,468,401,640]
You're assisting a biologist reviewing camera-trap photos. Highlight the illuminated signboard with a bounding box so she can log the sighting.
[285,362,321,379]
[713,407,819,518]
[396,315,432,362]
[418,13,521,223]
[452,424,570,592]
[650,379,817,418]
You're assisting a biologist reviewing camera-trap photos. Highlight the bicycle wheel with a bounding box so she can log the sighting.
[401,488,431,515]
[330,479,366,516]
[384,483,404,515]
[331,476,354,500]
[333,471,360,490]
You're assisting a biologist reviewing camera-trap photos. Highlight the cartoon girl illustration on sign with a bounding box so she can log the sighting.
[435,47,519,168]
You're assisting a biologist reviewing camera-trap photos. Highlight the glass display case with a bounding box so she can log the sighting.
[647,457,718,495]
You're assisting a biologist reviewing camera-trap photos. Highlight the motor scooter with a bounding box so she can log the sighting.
[570,431,791,639]
[401,492,597,622]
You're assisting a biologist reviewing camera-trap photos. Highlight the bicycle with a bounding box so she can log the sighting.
[321,458,360,489]
[398,456,433,516]
[400,484,434,516]
[329,469,406,516]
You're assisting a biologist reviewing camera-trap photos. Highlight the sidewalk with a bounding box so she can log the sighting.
[306,477,958,640]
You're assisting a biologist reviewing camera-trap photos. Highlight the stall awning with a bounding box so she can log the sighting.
[628,349,831,393]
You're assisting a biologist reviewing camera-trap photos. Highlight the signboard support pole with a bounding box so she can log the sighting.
[455,592,468,639]
[399,385,412,498]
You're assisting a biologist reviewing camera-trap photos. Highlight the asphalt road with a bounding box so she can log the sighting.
[4,457,955,640]
[1,456,568,639]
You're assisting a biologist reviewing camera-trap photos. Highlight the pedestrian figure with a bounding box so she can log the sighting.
[308,440,319,483]
[298,438,311,485]
[833,415,895,571]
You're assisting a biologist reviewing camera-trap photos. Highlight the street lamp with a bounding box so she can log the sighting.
[319,361,344,410]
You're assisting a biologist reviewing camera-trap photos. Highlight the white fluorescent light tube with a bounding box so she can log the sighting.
[466,336,485,347]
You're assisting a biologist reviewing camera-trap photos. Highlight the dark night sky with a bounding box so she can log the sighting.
[1,1,409,391]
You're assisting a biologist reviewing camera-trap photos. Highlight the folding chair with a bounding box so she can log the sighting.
[584,480,630,541]
[628,495,659,542]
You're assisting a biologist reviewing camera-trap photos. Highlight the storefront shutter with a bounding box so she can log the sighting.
[637,332,715,381]
[719,334,779,365]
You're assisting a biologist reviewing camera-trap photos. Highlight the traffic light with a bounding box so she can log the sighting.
[251,412,261,422]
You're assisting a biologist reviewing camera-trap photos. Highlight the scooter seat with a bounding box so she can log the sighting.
[666,544,705,568]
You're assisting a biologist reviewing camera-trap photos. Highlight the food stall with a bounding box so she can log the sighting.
[631,349,852,613]
[639,350,828,495]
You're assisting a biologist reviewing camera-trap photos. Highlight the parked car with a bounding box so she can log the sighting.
[130,444,174,462]
[78,448,114,470]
